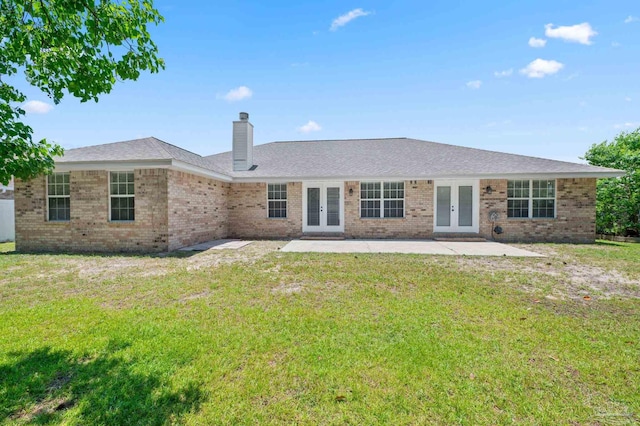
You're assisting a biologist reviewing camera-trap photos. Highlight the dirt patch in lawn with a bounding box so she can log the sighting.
[68,240,287,281]
[449,244,640,300]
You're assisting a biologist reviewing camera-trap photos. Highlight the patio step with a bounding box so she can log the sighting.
[433,233,486,242]
[300,233,346,240]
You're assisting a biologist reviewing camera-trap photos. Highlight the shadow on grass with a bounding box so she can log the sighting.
[0,249,197,259]
[0,344,204,425]
[594,240,630,247]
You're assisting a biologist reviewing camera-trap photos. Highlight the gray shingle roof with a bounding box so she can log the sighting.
[57,136,622,179]
[57,137,228,175]
[206,138,621,179]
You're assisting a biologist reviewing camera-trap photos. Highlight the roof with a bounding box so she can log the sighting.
[56,136,623,180]
[205,137,622,179]
[57,137,228,176]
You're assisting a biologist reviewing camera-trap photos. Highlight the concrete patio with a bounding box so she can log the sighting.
[281,239,544,257]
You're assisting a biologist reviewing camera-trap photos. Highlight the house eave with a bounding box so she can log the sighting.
[54,159,234,182]
[229,171,625,183]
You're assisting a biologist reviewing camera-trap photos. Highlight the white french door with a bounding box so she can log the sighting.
[302,182,344,233]
[433,180,479,233]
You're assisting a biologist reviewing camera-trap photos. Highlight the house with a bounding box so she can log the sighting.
[0,178,15,242]
[14,113,623,252]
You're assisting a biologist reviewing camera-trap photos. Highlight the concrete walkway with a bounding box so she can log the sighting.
[281,239,543,257]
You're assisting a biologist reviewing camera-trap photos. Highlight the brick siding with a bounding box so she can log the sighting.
[479,178,596,243]
[167,170,229,251]
[227,182,302,238]
[15,169,169,252]
[344,180,434,238]
[14,173,597,252]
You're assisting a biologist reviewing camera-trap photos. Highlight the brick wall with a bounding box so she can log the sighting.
[344,180,434,238]
[15,169,169,252]
[227,182,302,238]
[14,173,598,250]
[479,178,596,243]
[167,170,229,251]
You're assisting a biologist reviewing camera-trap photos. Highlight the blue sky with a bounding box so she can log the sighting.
[15,0,640,163]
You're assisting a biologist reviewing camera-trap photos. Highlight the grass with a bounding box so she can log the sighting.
[0,241,638,425]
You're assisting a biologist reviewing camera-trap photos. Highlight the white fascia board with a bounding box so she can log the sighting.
[54,160,172,172]
[170,160,233,182]
[54,160,233,182]
[230,171,625,182]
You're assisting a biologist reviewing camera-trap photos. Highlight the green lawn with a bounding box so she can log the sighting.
[0,241,638,425]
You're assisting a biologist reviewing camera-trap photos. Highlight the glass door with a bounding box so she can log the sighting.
[433,181,479,233]
[303,182,344,233]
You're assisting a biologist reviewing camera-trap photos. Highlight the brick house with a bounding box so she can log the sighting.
[14,113,622,252]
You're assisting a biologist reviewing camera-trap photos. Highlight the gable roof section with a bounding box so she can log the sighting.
[206,138,622,180]
[55,136,623,181]
[56,137,230,179]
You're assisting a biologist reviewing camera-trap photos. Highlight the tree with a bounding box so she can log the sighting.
[583,128,640,236]
[0,0,165,185]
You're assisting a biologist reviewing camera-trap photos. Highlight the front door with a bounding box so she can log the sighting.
[433,180,479,233]
[303,182,344,233]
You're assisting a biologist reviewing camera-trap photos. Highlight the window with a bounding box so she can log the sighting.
[47,173,70,221]
[110,172,135,221]
[532,180,555,218]
[360,181,404,218]
[268,183,287,218]
[507,179,555,219]
[360,182,381,218]
[507,180,529,218]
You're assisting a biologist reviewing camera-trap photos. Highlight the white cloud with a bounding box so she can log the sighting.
[578,127,589,132]
[544,23,597,45]
[330,8,371,31]
[466,80,482,89]
[520,58,564,78]
[494,69,513,78]
[222,86,253,102]
[22,100,53,114]
[528,37,547,48]
[611,41,621,47]
[625,97,632,102]
[624,15,639,24]
[298,120,322,133]
[614,122,638,129]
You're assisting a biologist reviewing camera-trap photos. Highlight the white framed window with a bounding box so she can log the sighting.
[110,172,135,221]
[267,183,287,218]
[47,173,70,221]
[507,179,555,219]
[360,181,404,218]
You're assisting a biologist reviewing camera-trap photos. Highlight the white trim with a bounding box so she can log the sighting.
[54,159,233,182]
[55,160,171,172]
[302,181,345,233]
[433,180,480,233]
[507,179,557,219]
[266,182,288,219]
[108,171,135,222]
[53,160,623,183]
[232,171,624,183]
[170,160,233,182]
[46,172,70,222]
[359,181,406,219]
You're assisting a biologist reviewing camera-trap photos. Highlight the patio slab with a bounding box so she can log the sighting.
[281,239,543,257]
